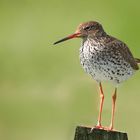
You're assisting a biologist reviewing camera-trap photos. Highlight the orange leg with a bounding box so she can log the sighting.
[109,88,117,130]
[96,82,104,129]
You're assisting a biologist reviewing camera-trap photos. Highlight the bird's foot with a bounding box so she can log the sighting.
[103,125,115,131]
[95,124,105,129]
[90,125,105,132]
[90,125,115,132]
[95,122,105,129]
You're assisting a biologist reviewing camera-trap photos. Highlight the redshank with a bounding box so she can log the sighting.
[53,21,140,130]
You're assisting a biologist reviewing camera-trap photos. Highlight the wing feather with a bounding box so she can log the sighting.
[107,37,139,70]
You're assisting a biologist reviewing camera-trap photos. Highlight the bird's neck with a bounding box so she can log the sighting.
[83,31,107,44]
[83,28,107,40]
[91,29,107,38]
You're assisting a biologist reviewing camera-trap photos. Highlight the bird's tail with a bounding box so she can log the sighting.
[135,58,140,64]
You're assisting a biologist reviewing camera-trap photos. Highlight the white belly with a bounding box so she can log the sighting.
[79,41,135,85]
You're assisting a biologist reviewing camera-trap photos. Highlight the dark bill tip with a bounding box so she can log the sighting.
[53,32,81,45]
[53,37,69,45]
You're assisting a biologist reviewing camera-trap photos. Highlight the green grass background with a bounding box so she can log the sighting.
[0,0,140,140]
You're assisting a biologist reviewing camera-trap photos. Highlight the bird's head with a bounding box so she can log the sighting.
[53,21,105,45]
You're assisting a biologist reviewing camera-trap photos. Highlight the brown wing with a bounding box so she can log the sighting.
[135,58,140,64]
[107,37,139,70]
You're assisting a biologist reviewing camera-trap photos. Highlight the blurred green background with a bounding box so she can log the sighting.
[0,0,140,140]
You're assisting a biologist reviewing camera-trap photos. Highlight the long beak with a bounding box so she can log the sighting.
[53,32,81,45]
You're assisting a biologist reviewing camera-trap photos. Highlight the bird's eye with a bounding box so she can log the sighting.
[84,26,92,31]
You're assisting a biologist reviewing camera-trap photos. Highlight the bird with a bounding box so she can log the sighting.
[53,21,140,130]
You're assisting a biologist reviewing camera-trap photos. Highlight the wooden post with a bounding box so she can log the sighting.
[74,126,128,140]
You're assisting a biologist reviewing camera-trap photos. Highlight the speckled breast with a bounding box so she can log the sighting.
[79,38,135,84]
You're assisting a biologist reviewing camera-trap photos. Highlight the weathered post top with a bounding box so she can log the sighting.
[74,126,128,140]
